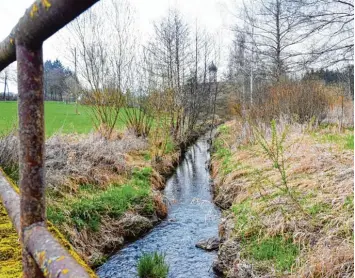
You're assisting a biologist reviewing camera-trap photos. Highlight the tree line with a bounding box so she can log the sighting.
[0,0,353,136]
[226,0,353,106]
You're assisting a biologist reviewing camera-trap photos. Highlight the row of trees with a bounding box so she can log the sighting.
[0,59,80,102]
[61,1,221,141]
[227,0,354,105]
[1,0,352,136]
[44,59,81,102]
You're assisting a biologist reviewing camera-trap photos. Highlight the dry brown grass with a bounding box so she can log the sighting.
[212,119,354,277]
[0,130,176,268]
[0,131,148,190]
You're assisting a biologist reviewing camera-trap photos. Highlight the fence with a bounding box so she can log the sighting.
[0,0,100,277]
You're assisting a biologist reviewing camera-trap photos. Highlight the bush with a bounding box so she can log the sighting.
[137,252,169,278]
[82,88,125,139]
[251,80,330,123]
[125,108,153,138]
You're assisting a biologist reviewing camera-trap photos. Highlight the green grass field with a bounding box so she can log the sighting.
[0,101,128,137]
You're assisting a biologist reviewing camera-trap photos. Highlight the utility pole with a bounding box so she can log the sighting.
[74,47,79,114]
[250,0,254,106]
[3,72,7,100]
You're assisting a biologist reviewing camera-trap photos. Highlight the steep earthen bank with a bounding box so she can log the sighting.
[210,121,353,277]
[0,126,215,276]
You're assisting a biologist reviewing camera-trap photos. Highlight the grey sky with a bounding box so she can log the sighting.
[1,0,240,92]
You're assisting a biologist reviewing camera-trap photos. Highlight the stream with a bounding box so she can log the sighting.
[97,138,221,278]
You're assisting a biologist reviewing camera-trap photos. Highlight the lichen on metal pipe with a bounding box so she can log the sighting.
[24,225,91,278]
[0,0,100,71]
[17,42,46,278]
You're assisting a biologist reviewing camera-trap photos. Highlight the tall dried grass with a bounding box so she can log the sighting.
[0,131,148,190]
[211,119,353,277]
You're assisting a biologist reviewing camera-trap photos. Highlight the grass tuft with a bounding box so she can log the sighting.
[243,236,299,272]
[137,252,169,278]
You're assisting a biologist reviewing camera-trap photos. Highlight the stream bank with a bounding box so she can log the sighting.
[209,121,354,277]
[0,125,221,277]
[98,137,221,277]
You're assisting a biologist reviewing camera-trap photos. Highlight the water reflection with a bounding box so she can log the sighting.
[97,139,220,278]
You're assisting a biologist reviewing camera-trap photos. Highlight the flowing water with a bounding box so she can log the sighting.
[97,138,221,278]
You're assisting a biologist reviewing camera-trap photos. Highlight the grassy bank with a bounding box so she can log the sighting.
[0,99,211,276]
[211,121,353,277]
[0,129,181,276]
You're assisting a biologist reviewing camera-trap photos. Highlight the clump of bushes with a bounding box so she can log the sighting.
[251,80,331,123]
[137,252,169,278]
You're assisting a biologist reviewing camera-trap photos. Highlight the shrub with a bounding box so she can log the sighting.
[253,120,308,216]
[82,88,125,139]
[137,252,169,278]
[125,108,153,138]
[250,80,330,123]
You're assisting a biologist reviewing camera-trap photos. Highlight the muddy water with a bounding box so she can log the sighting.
[97,138,220,278]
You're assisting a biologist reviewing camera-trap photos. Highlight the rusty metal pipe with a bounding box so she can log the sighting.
[0,0,100,71]
[0,174,21,233]
[0,172,91,277]
[17,42,46,278]
[25,225,91,278]
[0,0,101,276]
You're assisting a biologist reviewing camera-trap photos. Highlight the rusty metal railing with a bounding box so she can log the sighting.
[0,0,100,277]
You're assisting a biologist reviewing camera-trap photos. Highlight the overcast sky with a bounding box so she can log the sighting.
[0,0,241,92]
[0,0,236,63]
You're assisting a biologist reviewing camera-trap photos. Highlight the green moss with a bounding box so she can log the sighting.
[0,168,97,278]
[0,204,22,278]
[242,236,299,272]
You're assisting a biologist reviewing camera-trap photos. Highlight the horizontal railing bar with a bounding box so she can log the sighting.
[0,172,90,277]
[0,173,21,233]
[0,0,100,71]
[25,225,91,278]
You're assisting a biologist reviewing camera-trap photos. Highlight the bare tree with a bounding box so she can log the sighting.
[0,63,16,100]
[230,0,314,85]
[63,0,136,138]
[294,0,354,67]
[146,9,191,139]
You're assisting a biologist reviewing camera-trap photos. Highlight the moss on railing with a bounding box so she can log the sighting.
[0,168,97,278]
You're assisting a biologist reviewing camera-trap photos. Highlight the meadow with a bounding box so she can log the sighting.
[0,101,128,137]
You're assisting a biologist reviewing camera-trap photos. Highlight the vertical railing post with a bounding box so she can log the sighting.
[16,43,46,278]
